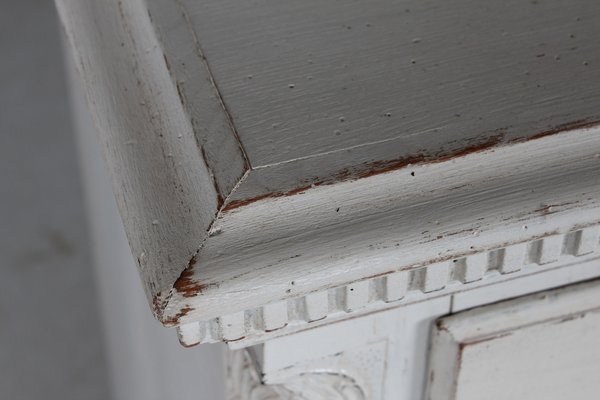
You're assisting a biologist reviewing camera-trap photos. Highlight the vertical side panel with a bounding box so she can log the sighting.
[56,0,220,305]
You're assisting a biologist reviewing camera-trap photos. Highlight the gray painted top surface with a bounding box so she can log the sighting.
[168,0,600,199]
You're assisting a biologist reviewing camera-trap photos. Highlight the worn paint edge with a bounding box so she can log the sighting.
[175,225,600,346]
[223,119,600,211]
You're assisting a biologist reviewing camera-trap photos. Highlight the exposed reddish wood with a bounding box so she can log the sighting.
[265,323,289,333]
[223,183,316,211]
[222,119,600,213]
[163,306,194,326]
[458,332,514,354]
[223,134,503,211]
[172,255,210,298]
[525,119,600,141]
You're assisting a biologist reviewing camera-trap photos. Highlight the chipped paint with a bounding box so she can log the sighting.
[223,119,600,213]
[173,255,212,298]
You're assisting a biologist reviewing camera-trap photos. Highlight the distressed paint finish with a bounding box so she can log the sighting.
[178,0,600,203]
[144,0,250,201]
[427,279,600,400]
[226,297,453,400]
[177,228,600,347]
[57,0,600,350]
[55,0,221,306]
[165,127,600,329]
[223,265,600,399]
[227,349,366,400]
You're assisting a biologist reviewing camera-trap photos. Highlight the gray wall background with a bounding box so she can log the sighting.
[0,1,110,399]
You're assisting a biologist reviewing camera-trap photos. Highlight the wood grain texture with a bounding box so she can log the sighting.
[144,0,250,201]
[165,126,600,328]
[427,279,600,400]
[56,0,224,305]
[253,297,452,400]
[177,0,600,202]
[57,0,600,336]
[176,229,600,347]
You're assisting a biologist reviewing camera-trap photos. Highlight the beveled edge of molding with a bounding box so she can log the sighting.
[176,225,600,347]
[425,274,600,400]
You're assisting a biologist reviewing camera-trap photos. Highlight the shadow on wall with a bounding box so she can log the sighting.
[0,1,110,399]
[0,1,225,400]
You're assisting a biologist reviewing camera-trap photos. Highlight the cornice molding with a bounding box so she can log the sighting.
[178,225,600,346]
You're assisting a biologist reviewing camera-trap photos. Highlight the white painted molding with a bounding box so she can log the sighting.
[168,126,600,340]
[55,0,227,306]
[177,225,600,346]
[56,0,600,346]
[426,278,600,400]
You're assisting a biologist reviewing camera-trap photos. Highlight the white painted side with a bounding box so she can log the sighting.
[56,0,221,306]
[68,60,226,400]
[304,292,329,322]
[345,280,371,312]
[420,262,452,293]
[456,311,600,400]
[58,2,600,398]
[535,234,565,264]
[261,301,288,332]
[452,260,600,312]
[177,228,600,347]
[455,253,487,283]
[500,243,528,274]
[427,279,600,400]
[574,226,600,256]
[383,271,410,302]
[220,313,246,342]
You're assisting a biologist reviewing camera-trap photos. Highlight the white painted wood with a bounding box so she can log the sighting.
[57,0,600,350]
[60,1,600,398]
[220,313,246,342]
[228,297,451,400]
[55,0,222,310]
[144,0,249,199]
[420,262,452,292]
[175,232,600,347]
[499,242,528,274]
[574,226,600,256]
[452,258,600,312]
[226,270,600,399]
[68,61,226,399]
[427,279,600,400]
[261,301,288,332]
[383,271,410,302]
[534,233,565,264]
[454,253,487,283]
[166,129,600,329]
[344,280,370,312]
[176,323,203,348]
[60,0,595,208]
[303,292,329,322]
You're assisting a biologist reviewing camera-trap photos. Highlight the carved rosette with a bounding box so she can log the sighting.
[227,350,365,400]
